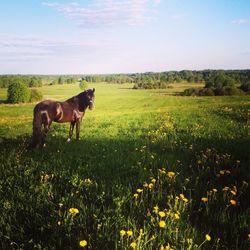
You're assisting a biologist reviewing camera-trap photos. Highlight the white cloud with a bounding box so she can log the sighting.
[231,19,248,25]
[43,0,161,28]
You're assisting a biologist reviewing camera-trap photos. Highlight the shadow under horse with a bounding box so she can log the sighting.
[32,88,95,148]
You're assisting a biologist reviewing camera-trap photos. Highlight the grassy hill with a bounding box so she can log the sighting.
[0,83,249,249]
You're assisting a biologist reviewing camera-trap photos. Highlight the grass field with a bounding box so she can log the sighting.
[0,83,249,249]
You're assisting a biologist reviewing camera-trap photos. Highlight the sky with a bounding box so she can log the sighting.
[0,0,249,74]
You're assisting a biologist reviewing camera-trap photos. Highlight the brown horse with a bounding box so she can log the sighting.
[31,88,95,148]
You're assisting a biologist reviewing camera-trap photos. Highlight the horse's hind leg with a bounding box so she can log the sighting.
[76,120,81,140]
[67,122,75,142]
[41,112,51,146]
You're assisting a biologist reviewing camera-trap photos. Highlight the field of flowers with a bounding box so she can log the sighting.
[0,83,249,249]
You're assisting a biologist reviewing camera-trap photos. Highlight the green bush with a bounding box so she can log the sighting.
[7,82,30,103]
[79,80,88,90]
[199,88,215,96]
[29,89,43,102]
[240,82,250,93]
[215,87,245,96]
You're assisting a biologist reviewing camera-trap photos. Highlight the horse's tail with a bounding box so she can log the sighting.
[31,108,42,148]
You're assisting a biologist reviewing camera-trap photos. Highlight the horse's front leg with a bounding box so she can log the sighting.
[76,120,81,140]
[67,121,75,142]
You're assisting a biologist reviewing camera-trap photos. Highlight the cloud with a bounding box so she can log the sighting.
[43,0,161,28]
[231,19,248,25]
[0,34,103,62]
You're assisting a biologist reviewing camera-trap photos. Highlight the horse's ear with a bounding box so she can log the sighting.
[93,88,95,93]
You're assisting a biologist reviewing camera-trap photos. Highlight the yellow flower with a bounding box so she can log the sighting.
[137,188,143,193]
[148,183,154,189]
[212,188,218,192]
[219,170,225,175]
[174,213,180,219]
[179,194,185,200]
[158,211,166,217]
[205,234,211,241]
[230,190,237,196]
[58,203,63,207]
[79,240,87,247]
[143,183,148,188]
[127,230,133,236]
[222,186,229,192]
[183,198,188,203]
[151,178,156,183]
[159,220,166,228]
[153,206,159,213]
[201,197,208,202]
[167,171,175,178]
[69,208,79,215]
[130,242,137,249]
[120,230,126,236]
[248,234,250,238]
[133,193,139,198]
[230,199,237,205]
[57,221,61,225]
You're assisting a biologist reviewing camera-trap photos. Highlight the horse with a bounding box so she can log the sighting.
[31,88,95,148]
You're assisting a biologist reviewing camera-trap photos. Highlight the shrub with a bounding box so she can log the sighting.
[79,80,88,90]
[215,87,245,96]
[7,82,30,103]
[29,89,43,102]
[183,88,199,96]
[199,88,215,96]
[240,82,250,93]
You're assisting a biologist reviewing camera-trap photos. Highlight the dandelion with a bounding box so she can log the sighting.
[130,242,137,249]
[167,171,175,178]
[120,230,126,236]
[159,220,166,228]
[174,213,180,219]
[183,198,188,203]
[205,234,211,241]
[230,200,237,205]
[230,190,237,196]
[69,208,79,215]
[136,188,143,193]
[148,183,154,189]
[201,197,208,202]
[143,183,148,188]
[127,230,133,236]
[158,211,166,217]
[248,234,250,238]
[179,194,185,200]
[57,221,61,226]
[133,193,139,198]
[153,206,159,213]
[79,240,87,247]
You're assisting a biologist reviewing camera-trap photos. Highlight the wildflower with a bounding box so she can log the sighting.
[69,208,79,215]
[230,190,237,196]
[219,170,225,175]
[212,188,218,192]
[205,234,211,241]
[57,221,61,226]
[133,193,139,198]
[222,186,229,192]
[179,194,185,200]
[248,234,250,238]
[159,220,166,228]
[148,183,154,189]
[151,178,156,183]
[230,200,237,205]
[137,188,143,193]
[174,213,180,219]
[127,230,133,236]
[58,203,63,207]
[158,211,166,217]
[143,183,148,188]
[201,197,208,202]
[153,206,159,213]
[79,240,87,247]
[130,242,137,249]
[120,230,126,236]
[167,171,175,178]
[140,228,143,234]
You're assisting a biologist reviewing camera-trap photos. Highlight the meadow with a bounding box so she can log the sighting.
[0,83,249,250]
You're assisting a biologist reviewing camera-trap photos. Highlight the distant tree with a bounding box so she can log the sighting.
[29,89,43,102]
[7,82,30,103]
[79,80,88,90]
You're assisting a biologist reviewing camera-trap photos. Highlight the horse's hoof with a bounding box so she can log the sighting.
[67,138,71,142]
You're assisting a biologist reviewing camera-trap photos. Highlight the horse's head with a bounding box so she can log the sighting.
[86,88,95,110]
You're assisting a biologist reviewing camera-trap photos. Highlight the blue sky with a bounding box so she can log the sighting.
[0,0,249,74]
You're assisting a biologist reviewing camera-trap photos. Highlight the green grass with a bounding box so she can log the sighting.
[0,83,249,249]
